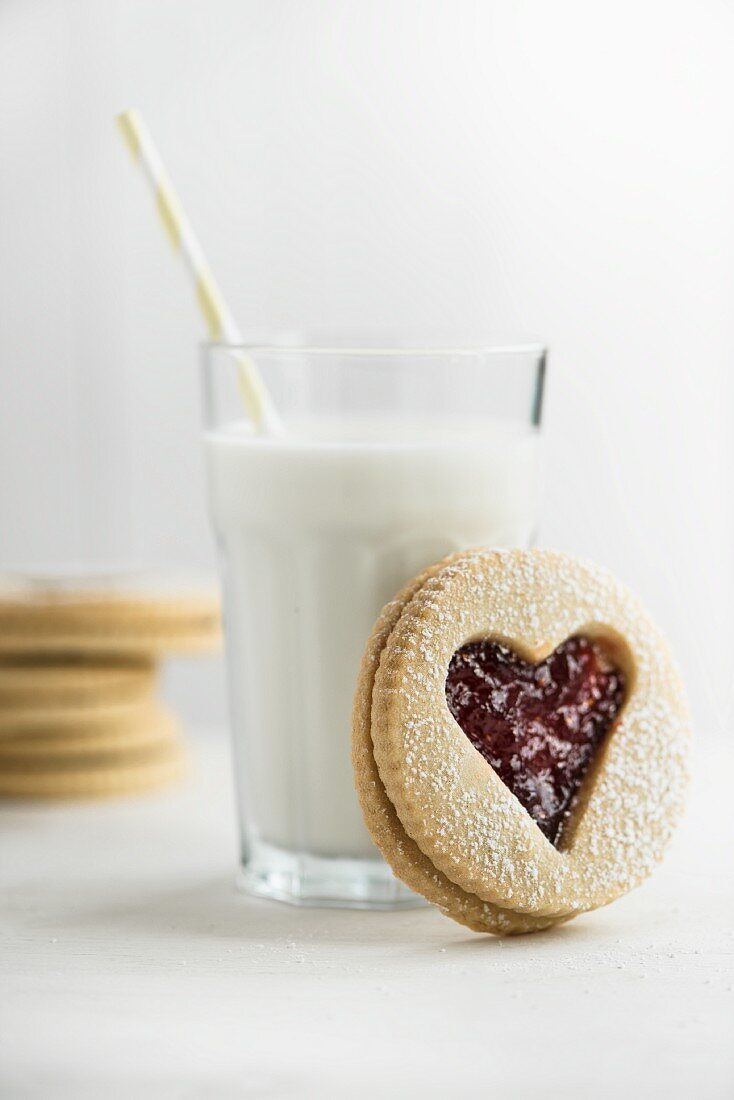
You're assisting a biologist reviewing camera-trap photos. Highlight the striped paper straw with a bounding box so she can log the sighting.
[116,109,281,433]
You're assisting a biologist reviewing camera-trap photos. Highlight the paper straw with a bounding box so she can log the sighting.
[116,109,281,433]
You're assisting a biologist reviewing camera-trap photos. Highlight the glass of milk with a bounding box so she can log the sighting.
[202,338,546,908]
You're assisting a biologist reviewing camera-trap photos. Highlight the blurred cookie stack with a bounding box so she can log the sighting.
[0,583,220,799]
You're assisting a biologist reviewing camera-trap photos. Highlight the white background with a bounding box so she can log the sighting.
[0,0,732,736]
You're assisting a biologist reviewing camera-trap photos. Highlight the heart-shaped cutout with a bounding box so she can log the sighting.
[445,635,625,847]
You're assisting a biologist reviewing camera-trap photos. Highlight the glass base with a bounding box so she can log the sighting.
[238,838,426,910]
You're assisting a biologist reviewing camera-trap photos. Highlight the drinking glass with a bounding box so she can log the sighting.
[202,339,546,908]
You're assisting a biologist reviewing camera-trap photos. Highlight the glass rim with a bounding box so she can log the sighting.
[204,339,547,359]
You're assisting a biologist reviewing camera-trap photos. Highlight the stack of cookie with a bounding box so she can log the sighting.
[0,584,220,800]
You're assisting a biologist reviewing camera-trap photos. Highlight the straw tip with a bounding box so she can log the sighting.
[116,109,143,159]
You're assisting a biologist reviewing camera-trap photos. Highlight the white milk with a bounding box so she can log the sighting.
[205,418,539,862]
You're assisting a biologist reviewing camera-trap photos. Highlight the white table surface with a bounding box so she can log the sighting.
[1,731,732,1100]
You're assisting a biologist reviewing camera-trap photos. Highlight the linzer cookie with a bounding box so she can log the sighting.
[0,702,177,758]
[0,699,160,742]
[0,661,155,709]
[0,734,188,799]
[352,548,690,934]
[0,587,220,656]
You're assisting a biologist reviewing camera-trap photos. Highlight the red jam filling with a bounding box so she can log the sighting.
[445,635,625,846]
